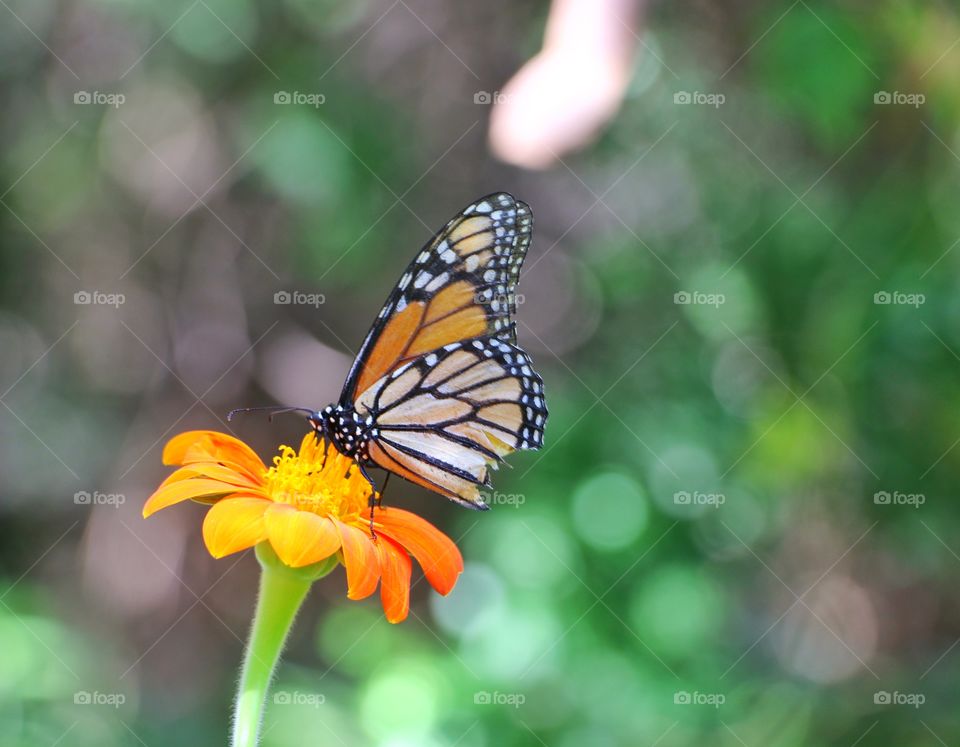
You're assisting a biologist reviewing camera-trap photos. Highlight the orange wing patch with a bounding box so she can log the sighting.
[447,216,493,251]
[355,301,425,395]
[423,281,475,324]
[406,306,487,358]
[356,284,487,395]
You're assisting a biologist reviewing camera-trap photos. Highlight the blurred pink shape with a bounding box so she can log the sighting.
[488,0,642,169]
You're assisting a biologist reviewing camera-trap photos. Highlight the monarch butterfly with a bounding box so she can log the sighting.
[238,193,547,510]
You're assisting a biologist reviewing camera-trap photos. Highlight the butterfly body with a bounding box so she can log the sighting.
[309,193,547,510]
[310,404,376,462]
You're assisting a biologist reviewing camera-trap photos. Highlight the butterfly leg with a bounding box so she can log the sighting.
[378,472,390,507]
[358,463,378,540]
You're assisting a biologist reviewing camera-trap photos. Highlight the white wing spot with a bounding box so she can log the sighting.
[425,272,448,292]
[414,272,432,289]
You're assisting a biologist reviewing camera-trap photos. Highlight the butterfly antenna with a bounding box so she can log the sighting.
[227,405,315,422]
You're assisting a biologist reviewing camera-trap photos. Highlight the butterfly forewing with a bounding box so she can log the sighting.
[340,193,533,402]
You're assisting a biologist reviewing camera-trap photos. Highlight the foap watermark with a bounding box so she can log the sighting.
[474,691,525,708]
[274,290,326,308]
[474,291,525,307]
[674,490,725,508]
[479,490,526,508]
[873,290,925,307]
[874,490,925,508]
[674,690,725,708]
[74,290,125,308]
[674,290,725,308]
[874,91,925,109]
[273,91,326,108]
[473,90,512,105]
[74,90,125,108]
[75,490,126,507]
[273,690,325,707]
[874,690,924,708]
[673,91,725,108]
[74,691,126,708]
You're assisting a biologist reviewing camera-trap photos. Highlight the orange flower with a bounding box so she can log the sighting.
[143,430,463,623]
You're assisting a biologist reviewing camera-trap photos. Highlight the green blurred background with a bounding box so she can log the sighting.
[1,0,959,744]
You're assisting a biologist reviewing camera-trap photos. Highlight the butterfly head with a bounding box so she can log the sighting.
[307,405,334,439]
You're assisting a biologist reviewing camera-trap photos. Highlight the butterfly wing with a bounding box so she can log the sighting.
[339,193,533,404]
[355,336,547,508]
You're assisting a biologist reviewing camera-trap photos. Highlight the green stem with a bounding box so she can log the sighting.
[231,544,337,747]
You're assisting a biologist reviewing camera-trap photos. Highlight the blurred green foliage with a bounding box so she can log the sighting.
[1,0,960,745]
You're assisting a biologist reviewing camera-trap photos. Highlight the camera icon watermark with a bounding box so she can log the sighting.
[74,490,126,507]
[873,490,924,508]
[74,691,126,708]
[674,490,725,508]
[673,91,725,108]
[674,290,725,308]
[74,290,126,308]
[874,91,925,108]
[274,290,326,308]
[473,690,525,708]
[273,91,326,108]
[873,290,925,307]
[273,690,325,707]
[74,91,125,108]
[874,690,924,708]
[673,690,725,708]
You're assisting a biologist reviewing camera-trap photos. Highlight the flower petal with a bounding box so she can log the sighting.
[202,497,270,558]
[143,478,245,518]
[264,504,342,568]
[159,462,260,490]
[377,537,412,624]
[373,508,463,595]
[332,518,380,600]
[163,431,264,478]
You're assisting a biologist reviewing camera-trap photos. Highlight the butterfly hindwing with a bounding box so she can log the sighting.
[340,193,533,402]
[355,336,547,508]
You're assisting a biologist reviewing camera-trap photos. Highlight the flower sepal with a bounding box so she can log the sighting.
[255,541,339,583]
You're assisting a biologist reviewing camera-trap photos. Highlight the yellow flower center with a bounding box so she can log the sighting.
[262,434,374,521]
